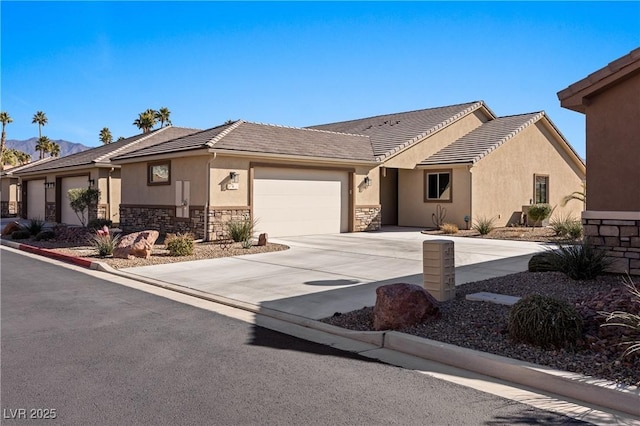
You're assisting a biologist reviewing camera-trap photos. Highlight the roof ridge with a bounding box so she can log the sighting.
[93,127,170,163]
[495,111,543,120]
[206,120,245,147]
[241,120,370,138]
[470,111,545,163]
[376,101,486,162]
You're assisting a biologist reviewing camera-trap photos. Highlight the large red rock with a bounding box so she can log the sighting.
[113,230,159,259]
[373,283,441,331]
[1,221,22,236]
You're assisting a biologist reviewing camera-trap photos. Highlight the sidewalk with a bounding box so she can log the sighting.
[1,229,639,421]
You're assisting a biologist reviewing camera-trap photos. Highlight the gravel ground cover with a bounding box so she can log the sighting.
[322,271,640,387]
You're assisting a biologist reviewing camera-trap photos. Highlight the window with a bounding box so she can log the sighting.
[424,170,452,202]
[148,161,171,185]
[534,175,549,204]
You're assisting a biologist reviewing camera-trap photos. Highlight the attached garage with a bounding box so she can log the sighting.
[60,176,89,225]
[26,179,45,220]
[252,167,349,237]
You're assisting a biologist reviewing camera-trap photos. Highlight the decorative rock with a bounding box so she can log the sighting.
[1,221,22,236]
[373,283,440,331]
[258,233,268,246]
[113,230,159,259]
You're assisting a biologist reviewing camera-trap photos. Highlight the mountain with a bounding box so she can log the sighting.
[5,138,92,159]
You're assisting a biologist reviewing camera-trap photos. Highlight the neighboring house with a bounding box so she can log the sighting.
[1,158,54,217]
[12,126,200,226]
[112,101,585,240]
[558,47,640,274]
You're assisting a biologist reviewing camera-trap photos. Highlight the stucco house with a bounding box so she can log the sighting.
[12,126,199,226]
[112,101,585,240]
[1,158,54,217]
[558,47,640,274]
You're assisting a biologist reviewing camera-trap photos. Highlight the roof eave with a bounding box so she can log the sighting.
[112,148,211,165]
[209,148,378,166]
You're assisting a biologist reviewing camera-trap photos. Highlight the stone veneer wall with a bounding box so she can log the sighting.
[207,207,251,240]
[120,205,206,239]
[0,201,18,217]
[88,204,108,223]
[45,202,56,222]
[355,205,382,232]
[583,215,640,275]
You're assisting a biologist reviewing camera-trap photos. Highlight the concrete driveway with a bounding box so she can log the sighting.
[122,227,548,320]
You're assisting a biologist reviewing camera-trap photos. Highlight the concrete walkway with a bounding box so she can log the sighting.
[122,227,549,319]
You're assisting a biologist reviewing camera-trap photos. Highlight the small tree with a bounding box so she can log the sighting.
[68,187,100,226]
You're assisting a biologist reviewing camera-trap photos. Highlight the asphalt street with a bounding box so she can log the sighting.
[1,248,588,425]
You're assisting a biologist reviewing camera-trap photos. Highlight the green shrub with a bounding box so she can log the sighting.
[549,214,582,239]
[527,252,559,272]
[546,242,611,280]
[165,232,194,256]
[11,230,31,240]
[227,219,256,243]
[508,294,583,349]
[88,219,113,230]
[35,230,56,241]
[241,239,253,249]
[25,218,44,236]
[89,232,121,257]
[527,203,552,225]
[439,223,458,234]
[473,216,495,235]
[601,275,640,357]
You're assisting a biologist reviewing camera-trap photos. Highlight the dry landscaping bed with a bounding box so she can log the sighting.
[422,226,576,243]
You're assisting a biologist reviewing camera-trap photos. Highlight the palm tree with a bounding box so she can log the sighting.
[560,182,586,208]
[0,111,13,172]
[35,136,52,159]
[155,107,171,127]
[99,127,113,145]
[49,142,61,158]
[16,150,31,165]
[32,111,48,138]
[133,109,157,133]
[1,148,18,167]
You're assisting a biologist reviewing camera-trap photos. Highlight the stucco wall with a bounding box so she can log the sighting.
[120,156,210,206]
[397,166,471,228]
[471,121,585,226]
[383,111,489,169]
[585,71,640,211]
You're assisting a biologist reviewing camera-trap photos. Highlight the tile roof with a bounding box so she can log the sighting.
[1,157,55,177]
[14,126,200,175]
[114,121,376,162]
[418,112,544,166]
[306,101,491,160]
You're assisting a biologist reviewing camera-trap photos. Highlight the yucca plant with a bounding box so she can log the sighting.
[549,213,582,239]
[89,232,121,257]
[227,219,257,242]
[25,218,45,236]
[600,275,640,357]
[473,216,495,235]
[545,241,610,280]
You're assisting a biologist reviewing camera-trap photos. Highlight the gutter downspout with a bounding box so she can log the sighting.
[204,153,217,241]
[107,168,114,223]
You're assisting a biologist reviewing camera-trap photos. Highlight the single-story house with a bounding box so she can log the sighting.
[558,47,640,274]
[112,101,585,240]
[12,126,200,226]
[1,158,54,217]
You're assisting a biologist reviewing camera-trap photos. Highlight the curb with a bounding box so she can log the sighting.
[3,238,639,418]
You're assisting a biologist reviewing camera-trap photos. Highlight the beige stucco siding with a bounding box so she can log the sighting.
[471,121,585,226]
[397,166,471,228]
[120,156,210,206]
[383,111,488,169]
[585,71,640,211]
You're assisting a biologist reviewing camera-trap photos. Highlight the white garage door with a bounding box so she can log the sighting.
[27,179,45,220]
[61,176,89,226]
[253,167,349,237]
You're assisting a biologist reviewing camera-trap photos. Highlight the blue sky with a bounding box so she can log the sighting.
[2,2,639,157]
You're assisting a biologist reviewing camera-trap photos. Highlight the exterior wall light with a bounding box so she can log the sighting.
[363,176,371,188]
[229,171,239,183]
[88,178,95,187]
[44,181,55,189]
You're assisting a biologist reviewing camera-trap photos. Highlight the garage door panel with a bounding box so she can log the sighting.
[27,180,45,220]
[61,176,89,225]
[253,168,348,237]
